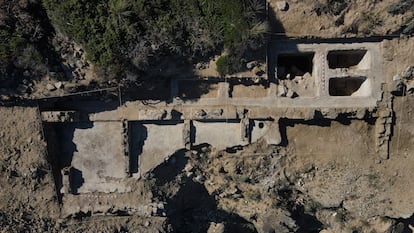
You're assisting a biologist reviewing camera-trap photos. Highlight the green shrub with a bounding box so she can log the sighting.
[313,0,350,16]
[246,191,261,201]
[0,0,50,86]
[42,0,126,66]
[216,55,231,76]
[401,15,414,34]
[15,45,46,73]
[0,26,27,60]
[403,21,414,34]
[232,174,250,183]
[307,200,323,212]
[334,210,348,223]
[387,0,414,15]
[361,13,383,35]
[42,0,267,73]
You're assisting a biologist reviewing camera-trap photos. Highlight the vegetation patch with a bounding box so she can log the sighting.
[42,0,268,75]
[312,0,351,16]
[216,55,231,76]
[387,0,414,15]
[0,1,51,87]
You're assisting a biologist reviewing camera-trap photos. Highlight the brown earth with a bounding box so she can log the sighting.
[269,0,414,38]
[2,93,413,232]
[1,1,414,233]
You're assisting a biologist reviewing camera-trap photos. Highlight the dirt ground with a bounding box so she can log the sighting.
[269,0,414,38]
[0,106,169,232]
[0,107,59,231]
[1,1,414,233]
[1,91,413,232]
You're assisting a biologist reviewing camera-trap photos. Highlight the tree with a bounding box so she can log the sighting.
[42,0,268,75]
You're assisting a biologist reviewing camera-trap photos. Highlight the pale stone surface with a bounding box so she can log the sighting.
[132,122,185,174]
[193,121,247,150]
[251,120,282,145]
[66,122,128,193]
[46,83,56,91]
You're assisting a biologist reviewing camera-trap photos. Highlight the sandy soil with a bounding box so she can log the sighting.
[269,0,413,38]
[0,107,59,231]
[1,1,414,232]
[231,84,269,98]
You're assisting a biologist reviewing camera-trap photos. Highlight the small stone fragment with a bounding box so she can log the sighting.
[407,80,414,93]
[23,70,30,77]
[402,66,414,80]
[207,222,225,233]
[356,109,366,119]
[278,84,287,97]
[303,72,312,79]
[276,1,289,11]
[393,74,402,81]
[286,89,297,98]
[246,61,258,70]
[252,66,264,76]
[46,84,57,91]
[195,174,206,183]
[391,80,406,96]
[54,81,64,89]
[194,109,207,118]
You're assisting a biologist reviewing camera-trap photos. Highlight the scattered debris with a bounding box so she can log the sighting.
[402,66,414,80]
[276,1,289,11]
[391,80,406,96]
[252,66,265,76]
[54,82,64,89]
[46,84,56,91]
[246,61,258,70]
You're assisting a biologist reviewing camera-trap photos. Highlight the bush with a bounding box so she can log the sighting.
[246,191,261,201]
[42,0,268,74]
[42,0,125,66]
[312,0,350,16]
[403,20,414,34]
[0,0,50,86]
[387,0,414,15]
[216,55,231,76]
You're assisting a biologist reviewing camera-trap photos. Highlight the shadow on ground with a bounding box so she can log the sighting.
[151,150,257,233]
[43,122,93,200]
[165,177,257,233]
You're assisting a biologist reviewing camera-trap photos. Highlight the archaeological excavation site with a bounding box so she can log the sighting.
[1,0,414,232]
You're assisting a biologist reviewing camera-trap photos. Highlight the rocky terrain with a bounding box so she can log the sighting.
[1,86,414,232]
[1,0,414,233]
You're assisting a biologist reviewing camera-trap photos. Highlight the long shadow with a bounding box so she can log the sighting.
[267,0,288,85]
[394,214,414,233]
[276,189,323,233]
[0,98,38,107]
[44,122,93,200]
[27,2,63,75]
[38,94,120,117]
[151,149,189,187]
[120,0,287,103]
[129,122,148,174]
[188,121,197,146]
[122,78,172,102]
[164,176,258,233]
[150,149,257,233]
[293,205,323,233]
[69,167,84,194]
[267,0,287,36]
[278,117,332,147]
[58,122,93,167]
[0,1,62,90]
[173,79,218,103]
